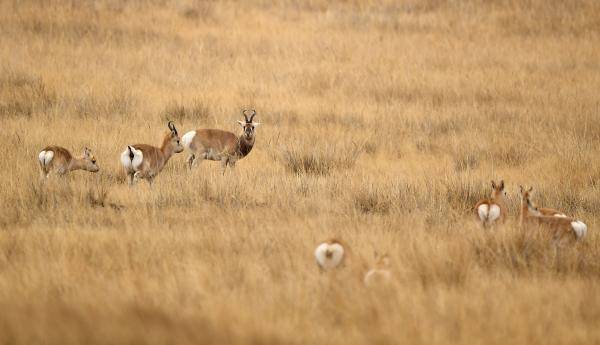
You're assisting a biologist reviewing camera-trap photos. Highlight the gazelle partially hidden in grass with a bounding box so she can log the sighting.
[315,238,348,271]
[474,180,508,228]
[518,187,567,217]
[181,109,260,173]
[120,121,184,185]
[363,252,391,287]
[38,146,99,178]
[519,185,587,243]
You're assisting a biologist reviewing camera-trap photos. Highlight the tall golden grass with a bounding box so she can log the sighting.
[1,0,600,343]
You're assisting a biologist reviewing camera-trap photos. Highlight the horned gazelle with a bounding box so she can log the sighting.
[120,121,184,185]
[519,186,587,243]
[181,109,260,173]
[38,146,99,178]
[474,180,508,228]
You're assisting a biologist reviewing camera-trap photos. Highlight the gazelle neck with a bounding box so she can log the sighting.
[236,135,254,158]
[68,157,86,172]
[160,137,176,162]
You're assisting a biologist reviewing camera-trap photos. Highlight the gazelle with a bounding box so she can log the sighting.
[474,180,508,228]
[519,185,587,243]
[314,238,348,271]
[363,252,392,287]
[38,146,99,178]
[520,189,567,217]
[181,109,260,173]
[119,121,184,185]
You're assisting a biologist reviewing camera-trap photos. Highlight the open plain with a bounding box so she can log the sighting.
[1,1,600,344]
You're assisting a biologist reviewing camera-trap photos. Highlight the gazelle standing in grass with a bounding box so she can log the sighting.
[474,180,508,228]
[181,109,260,174]
[519,185,587,243]
[120,121,184,185]
[38,146,99,179]
[363,252,392,287]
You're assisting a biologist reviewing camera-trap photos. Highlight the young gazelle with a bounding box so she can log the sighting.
[38,146,99,178]
[363,253,392,287]
[119,121,184,185]
[181,109,260,173]
[474,180,508,228]
[519,186,587,243]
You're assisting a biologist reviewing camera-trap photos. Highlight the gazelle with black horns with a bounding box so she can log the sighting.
[181,109,260,173]
[120,121,184,185]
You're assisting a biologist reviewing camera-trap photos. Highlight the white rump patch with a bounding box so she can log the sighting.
[488,204,501,222]
[181,130,196,150]
[315,243,344,270]
[364,269,391,287]
[477,204,489,222]
[571,221,587,239]
[120,146,143,172]
[38,150,54,166]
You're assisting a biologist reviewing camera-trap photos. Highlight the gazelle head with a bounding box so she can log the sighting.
[374,252,391,269]
[81,147,99,172]
[166,121,184,153]
[491,180,507,199]
[519,185,541,215]
[237,109,260,141]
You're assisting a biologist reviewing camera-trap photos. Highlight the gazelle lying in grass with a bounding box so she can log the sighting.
[474,180,508,228]
[181,109,260,173]
[120,121,183,185]
[38,146,99,178]
[519,185,587,243]
[363,252,391,287]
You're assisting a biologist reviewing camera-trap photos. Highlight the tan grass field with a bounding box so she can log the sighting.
[1,0,600,344]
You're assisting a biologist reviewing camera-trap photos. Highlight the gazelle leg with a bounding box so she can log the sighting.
[127,172,135,185]
[221,157,229,175]
[187,154,196,170]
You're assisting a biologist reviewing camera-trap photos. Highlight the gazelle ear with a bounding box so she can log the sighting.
[491,180,496,189]
[528,187,533,193]
[237,120,245,127]
[252,122,261,127]
[519,185,524,194]
[83,147,91,157]
[499,180,505,190]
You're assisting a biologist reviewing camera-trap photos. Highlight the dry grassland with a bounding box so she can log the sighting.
[1,0,600,344]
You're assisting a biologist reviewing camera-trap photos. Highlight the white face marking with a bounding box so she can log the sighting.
[477,204,489,222]
[314,243,344,270]
[488,204,501,221]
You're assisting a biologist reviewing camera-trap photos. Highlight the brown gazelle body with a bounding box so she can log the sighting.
[38,146,99,178]
[474,180,508,228]
[120,121,184,185]
[181,109,260,173]
[519,186,587,243]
